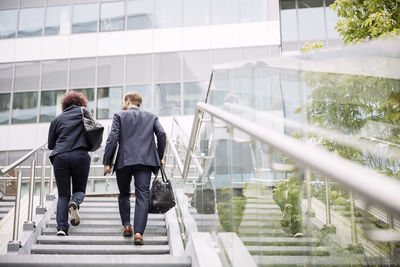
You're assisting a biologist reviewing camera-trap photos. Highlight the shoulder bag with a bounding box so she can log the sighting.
[81,107,104,152]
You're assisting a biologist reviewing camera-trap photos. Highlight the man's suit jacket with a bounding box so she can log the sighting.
[103,106,166,174]
[48,105,89,163]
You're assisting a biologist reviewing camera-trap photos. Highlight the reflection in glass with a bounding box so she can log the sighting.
[184,81,207,115]
[155,53,181,82]
[212,0,238,24]
[155,83,181,116]
[126,54,153,84]
[71,88,94,114]
[127,84,153,112]
[183,50,211,81]
[18,7,44,37]
[98,56,124,86]
[298,0,325,41]
[40,90,65,122]
[70,58,96,88]
[12,91,38,124]
[127,0,153,30]
[42,60,68,89]
[14,62,40,91]
[100,2,124,32]
[326,4,340,39]
[45,5,71,36]
[183,0,209,27]
[0,64,13,92]
[240,0,267,22]
[97,87,123,119]
[72,3,98,33]
[0,93,10,125]
[0,9,17,39]
[280,0,297,42]
[154,0,181,28]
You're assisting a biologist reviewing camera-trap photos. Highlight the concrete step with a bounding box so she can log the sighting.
[252,255,367,266]
[238,228,288,237]
[0,196,16,201]
[241,237,321,246]
[31,244,170,255]
[0,207,12,213]
[82,197,133,202]
[46,220,166,228]
[37,235,168,245]
[0,255,191,267]
[0,202,15,207]
[67,207,137,214]
[247,246,330,256]
[42,227,167,236]
[50,213,165,221]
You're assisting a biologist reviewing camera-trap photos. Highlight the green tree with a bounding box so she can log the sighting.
[331,0,400,43]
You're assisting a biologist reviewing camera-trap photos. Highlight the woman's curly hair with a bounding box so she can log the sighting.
[61,91,88,111]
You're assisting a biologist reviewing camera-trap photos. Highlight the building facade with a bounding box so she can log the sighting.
[0,0,339,164]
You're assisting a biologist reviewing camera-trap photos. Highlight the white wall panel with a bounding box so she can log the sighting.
[69,33,97,58]
[42,36,70,60]
[211,24,240,49]
[0,39,15,62]
[182,26,211,51]
[97,31,125,56]
[15,38,42,62]
[125,30,154,54]
[153,28,181,53]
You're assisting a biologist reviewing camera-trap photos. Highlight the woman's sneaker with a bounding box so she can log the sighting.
[68,202,80,226]
[57,230,67,236]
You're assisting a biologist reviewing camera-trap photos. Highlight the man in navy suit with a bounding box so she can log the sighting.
[103,92,166,245]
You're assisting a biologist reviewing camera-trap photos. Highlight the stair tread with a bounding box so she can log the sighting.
[252,255,367,266]
[241,237,321,246]
[0,254,191,266]
[42,227,167,236]
[247,246,330,255]
[46,220,166,228]
[37,235,168,245]
[31,244,170,255]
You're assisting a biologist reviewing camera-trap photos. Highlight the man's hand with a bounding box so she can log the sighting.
[104,165,112,175]
[160,160,165,167]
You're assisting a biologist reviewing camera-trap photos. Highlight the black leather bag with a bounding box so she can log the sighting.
[149,167,176,214]
[81,107,104,152]
[191,176,215,214]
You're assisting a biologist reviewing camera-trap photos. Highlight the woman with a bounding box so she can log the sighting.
[48,91,91,236]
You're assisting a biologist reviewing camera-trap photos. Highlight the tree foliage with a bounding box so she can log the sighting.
[331,0,400,43]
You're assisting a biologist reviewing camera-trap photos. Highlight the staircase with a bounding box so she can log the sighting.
[0,196,15,221]
[0,196,191,266]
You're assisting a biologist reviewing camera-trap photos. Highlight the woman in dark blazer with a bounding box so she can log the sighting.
[48,91,91,236]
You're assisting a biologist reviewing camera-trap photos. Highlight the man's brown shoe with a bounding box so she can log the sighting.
[134,233,144,245]
[123,226,133,237]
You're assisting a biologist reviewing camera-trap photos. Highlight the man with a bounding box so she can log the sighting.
[103,92,166,245]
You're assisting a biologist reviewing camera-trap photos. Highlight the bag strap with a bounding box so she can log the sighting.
[160,166,167,183]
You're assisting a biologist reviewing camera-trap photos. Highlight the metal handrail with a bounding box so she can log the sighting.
[184,102,400,218]
[0,142,47,176]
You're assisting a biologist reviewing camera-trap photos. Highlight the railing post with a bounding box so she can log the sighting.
[322,178,335,233]
[348,190,363,253]
[24,155,36,230]
[36,147,46,214]
[183,108,202,181]
[305,168,315,217]
[46,165,55,200]
[8,166,22,252]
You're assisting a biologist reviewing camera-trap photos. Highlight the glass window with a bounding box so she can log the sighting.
[72,3,98,33]
[98,56,124,86]
[241,46,269,61]
[240,0,267,22]
[0,9,17,39]
[326,2,340,39]
[71,88,94,114]
[11,91,38,124]
[0,151,7,166]
[0,64,13,92]
[126,54,153,85]
[126,84,153,112]
[100,1,124,32]
[154,0,181,28]
[20,0,45,8]
[184,81,207,114]
[280,0,297,42]
[45,5,71,36]
[127,0,153,30]
[183,50,211,81]
[155,53,181,83]
[42,60,68,89]
[97,87,123,119]
[212,48,241,65]
[298,0,325,41]
[183,0,209,27]
[212,0,238,24]
[39,90,65,122]
[155,83,181,116]
[70,58,96,88]
[0,93,10,125]
[18,7,44,37]
[14,62,40,91]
